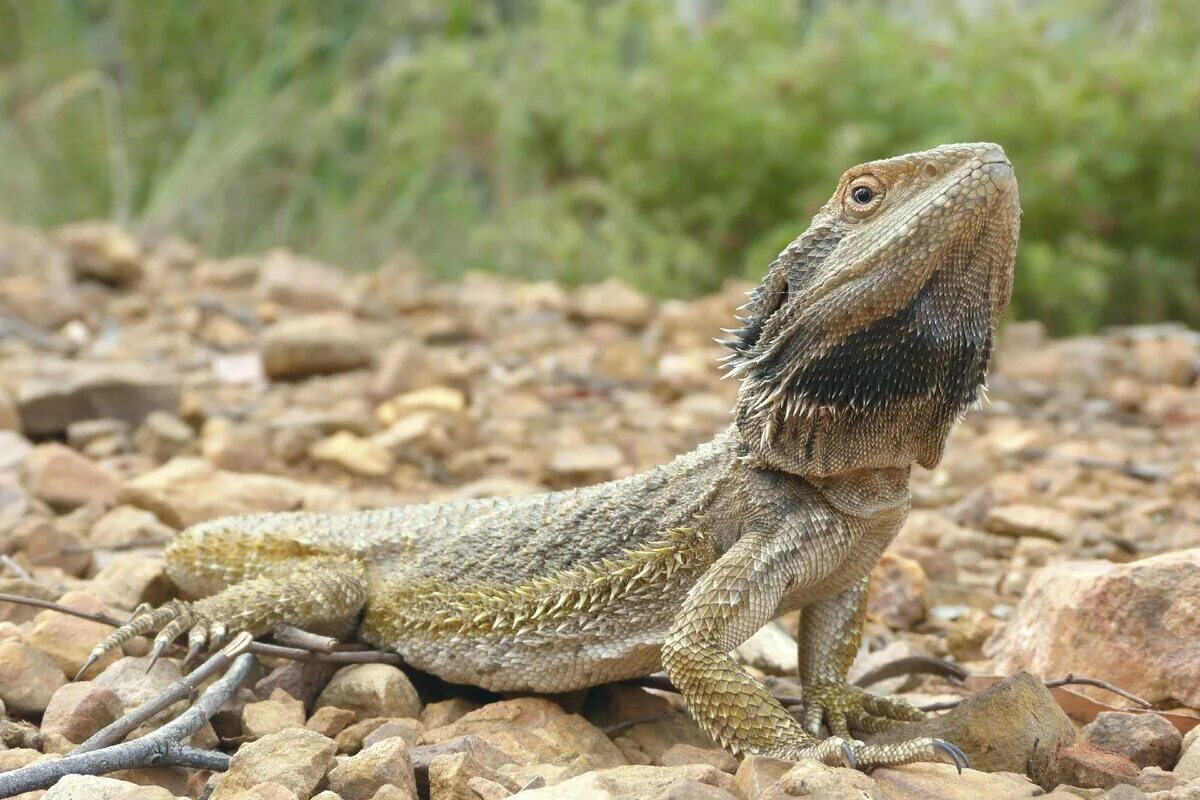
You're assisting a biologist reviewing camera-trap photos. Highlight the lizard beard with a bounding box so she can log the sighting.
[726,225,1002,478]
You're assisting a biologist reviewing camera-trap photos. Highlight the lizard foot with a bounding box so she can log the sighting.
[784,735,969,773]
[800,681,926,738]
[77,599,226,680]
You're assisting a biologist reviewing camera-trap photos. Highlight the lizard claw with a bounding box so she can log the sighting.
[840,740,858,770]
[933,739,970,774]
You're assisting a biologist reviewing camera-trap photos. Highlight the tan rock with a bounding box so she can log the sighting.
[361,718,425,750]
[658,743,738,773]
[512,764,730,799]
[316,664,421,723]
[547,444,625,484]
[225,783,298,800]
[872,762,1042,799]
[8,516,92,576]
[42,773,141,800]
[655,778,736,800]
[54,221,142,286]
[0,578,62,625]
[408,735,516,799]
[15,360,180,437]
[41,681,124,744]
[868,553,928,629]
[23,442,119,509]
[732,756,795,800]
[119,457,341,528]
[571,279,654,327]
[428,751,522,800]
[732,621,798,676]
[327,736,419,800]
[374,386,466,424]
[210,728,336,800]
[242,688,307,740]
[986,550,1200,708]
[421,697,626,768]
[93,656,185,723]
[26,591,123,678]
[0,748,44,772]
[0,640,66,715]
[984,504,1075,541]
[261,313,373,380]
[257,249,352,311]
[336,717,391,755]
[88,557,171,610]
[758,760,882,799]
[420,698,480,730]
[133,411,194,461]
[0,387,20,433]
[307,704,358,738]
[89,505,177,550]
[310,431,395,477]
[1056,741,1139,790]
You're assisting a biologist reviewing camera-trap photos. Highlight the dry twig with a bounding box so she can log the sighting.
[0,638,255,797]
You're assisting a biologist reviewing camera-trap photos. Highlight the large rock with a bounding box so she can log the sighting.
[41,682,124,744]
[570,279,654,327]
[326,736,419,800]
[261,312,373,380]
[209,727,336,800]
[15,361,180,437]
[314,664,421,722]
[511,764,731,799]
[986,550,1200,708]
[871,762,1045,799]
[23,442,119,510]
[256,249,353,311]
[0,640,67,716]
[119,457,342,528]
[53,221,143,287]
[757,760,882,799]
[25,591,123,678]
[1081,711,1182,770]
[42,774,142,800]
[866,672,1075,789]
[421,697,627,768]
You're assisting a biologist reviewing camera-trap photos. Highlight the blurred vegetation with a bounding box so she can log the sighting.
[0,0,1197,332]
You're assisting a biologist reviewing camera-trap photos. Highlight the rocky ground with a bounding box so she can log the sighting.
[0,219,1198,799]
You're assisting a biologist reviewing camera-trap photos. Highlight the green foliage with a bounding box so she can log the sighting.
[0,0,1197,332]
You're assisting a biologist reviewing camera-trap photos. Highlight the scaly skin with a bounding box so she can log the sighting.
[86,143,1020,771]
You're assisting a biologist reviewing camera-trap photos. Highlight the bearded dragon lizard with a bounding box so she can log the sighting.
[84,142,1019,770]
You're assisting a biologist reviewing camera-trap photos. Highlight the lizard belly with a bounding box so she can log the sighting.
[391,628,667,693]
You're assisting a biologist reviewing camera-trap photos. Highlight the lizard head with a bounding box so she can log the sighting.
[725,142,1020,477]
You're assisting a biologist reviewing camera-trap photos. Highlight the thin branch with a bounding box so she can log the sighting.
[73,632,254,754]
[0,592,126,627]
[0,555,33,582]
[0,595,405,667]
[0,642,253,797]
[852,655,969,688]
[1043,674,1152,709]
[270,624,339,653]
[250,640,406,667]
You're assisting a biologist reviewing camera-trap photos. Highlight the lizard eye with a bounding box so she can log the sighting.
[851,186,874,204]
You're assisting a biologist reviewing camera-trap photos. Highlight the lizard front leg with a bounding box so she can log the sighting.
[662,512,966,770]
[798,577,927,739]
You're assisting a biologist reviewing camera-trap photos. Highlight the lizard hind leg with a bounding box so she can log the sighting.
[77,555,368,679]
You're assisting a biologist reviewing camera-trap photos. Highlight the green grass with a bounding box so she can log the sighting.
[1,0,1198,332]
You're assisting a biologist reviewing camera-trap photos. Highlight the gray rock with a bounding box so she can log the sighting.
[1082,711,1182,770]
[16,361,180,437]
[209,727,337,800]
[315,663,422,722]
[867,671,1075,790]
[327,736,419,800]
